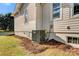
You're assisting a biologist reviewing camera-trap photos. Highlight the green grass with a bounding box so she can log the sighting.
[0,36,31,56]
[0,30,4,32]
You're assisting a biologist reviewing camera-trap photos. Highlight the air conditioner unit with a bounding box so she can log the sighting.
[32,30,45,43]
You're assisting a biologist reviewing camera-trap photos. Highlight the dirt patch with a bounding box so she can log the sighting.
[14,35,48,54]
[43,39,79,55]
[14,35,79,55]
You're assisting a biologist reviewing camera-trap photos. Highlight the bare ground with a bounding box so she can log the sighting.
[14,35,79,55]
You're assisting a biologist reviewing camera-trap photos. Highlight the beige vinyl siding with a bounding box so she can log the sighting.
[36,3,53,39]
[53,3,79,48]
[27,3,36,21]
[14,3,36,38]
[25,3,36,31]
[36,3,43,30]
[42,3,53,39]
[54,18,79,32]
[42,3,53,31]
[14,15,25,32]
[54,3,79,33]
[14,15,25,35]
[62,8,70,20]
[36,3,51,31]
[24,3,36,38]
[62,3,71,20]
[36,3,53,31]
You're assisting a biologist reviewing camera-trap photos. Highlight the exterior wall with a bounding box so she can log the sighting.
[24,3,36,38]
[42,4,53,31]
[14,15,25,37]
[14,3,36,39]
[14,3,54,39]
[14,3,79,48]
[55,33,79,48]
[53,3,79,48]
[42,3,53,39]
[36,4,43,30]
[36,3,53,39]
[54,3,72,32]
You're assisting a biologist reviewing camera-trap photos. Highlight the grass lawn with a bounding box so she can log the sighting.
[0,36,32,56]
[0,36,78,56]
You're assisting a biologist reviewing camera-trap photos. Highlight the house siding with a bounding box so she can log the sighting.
[14,3,79,48]
[53,3,79,48]
[36,3,53,39]
[54,18,79,32]
[14,3,36,38]
[36,3,43,30]
[14,15,25,36]
[42,3,53,39]
[54,3,79,33]
[24,3,36,38]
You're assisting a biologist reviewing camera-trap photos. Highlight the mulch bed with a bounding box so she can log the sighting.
[14,35,79,54]
[14,35,48,54]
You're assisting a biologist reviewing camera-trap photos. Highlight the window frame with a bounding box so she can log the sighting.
[73,3,79,15]
[71,3,79,18]
[67,36,79,44]
[52,3,62,20]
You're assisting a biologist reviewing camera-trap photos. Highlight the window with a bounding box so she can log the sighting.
[67,36,79,44]
[53,3,60,19]
[78,38,79,44]
[74,3,79,15]
[73,37,77,44]
[68,37,72,43]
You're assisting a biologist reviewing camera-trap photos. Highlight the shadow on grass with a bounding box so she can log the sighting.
[0,31,14,36]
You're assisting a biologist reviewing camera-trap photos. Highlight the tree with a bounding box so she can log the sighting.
[4,13,14,31]
[0,14,5,30]
[0,13,14,31]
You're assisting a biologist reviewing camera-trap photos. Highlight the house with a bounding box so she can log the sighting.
[14,3,79,48]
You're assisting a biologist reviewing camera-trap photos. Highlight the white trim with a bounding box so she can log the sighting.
[71,3,79,19]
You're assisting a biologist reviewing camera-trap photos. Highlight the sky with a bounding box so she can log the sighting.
[0,3,16,14]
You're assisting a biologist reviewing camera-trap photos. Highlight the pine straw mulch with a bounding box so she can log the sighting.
[14,35,79,54]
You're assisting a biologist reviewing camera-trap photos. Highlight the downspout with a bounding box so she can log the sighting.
[42,4,43,30]
[40,3,44,30]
